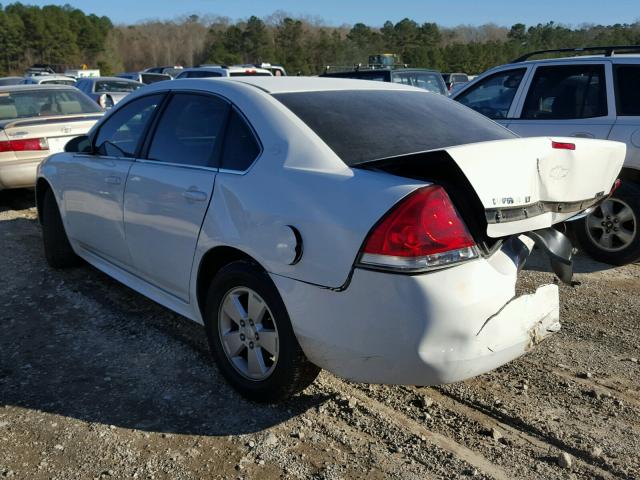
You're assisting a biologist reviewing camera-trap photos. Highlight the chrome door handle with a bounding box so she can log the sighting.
[104,175,121,185]
[182,190,208,202]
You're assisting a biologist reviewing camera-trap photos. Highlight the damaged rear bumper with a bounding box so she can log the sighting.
[271,235,561,385]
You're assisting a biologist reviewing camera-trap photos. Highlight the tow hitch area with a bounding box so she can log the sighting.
[523,228,574,284]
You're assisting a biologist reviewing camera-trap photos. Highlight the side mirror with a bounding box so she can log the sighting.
[64,135,92,154]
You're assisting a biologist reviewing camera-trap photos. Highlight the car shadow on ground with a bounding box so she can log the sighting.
[523,248,621,274]
[0,217,328,437]
[0,188,35,213]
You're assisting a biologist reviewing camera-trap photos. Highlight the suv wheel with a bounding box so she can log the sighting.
[572,181,640,265]
[204,260,320,402]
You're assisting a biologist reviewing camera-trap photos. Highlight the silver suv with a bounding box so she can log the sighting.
[453,46,640,265]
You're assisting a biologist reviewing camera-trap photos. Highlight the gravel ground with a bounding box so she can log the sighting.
[1,188,638,480]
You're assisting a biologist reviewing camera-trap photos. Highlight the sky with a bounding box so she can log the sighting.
[26,0,640,27]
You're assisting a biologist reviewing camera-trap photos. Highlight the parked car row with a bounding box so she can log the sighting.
[0,47,632,403]
[452,46,640,265]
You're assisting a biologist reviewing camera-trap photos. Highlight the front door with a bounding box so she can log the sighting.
[123,93,229,301]
[62,94,164,268]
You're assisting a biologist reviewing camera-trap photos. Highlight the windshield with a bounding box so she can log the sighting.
[0,89,102,120]
[391,72,446,94]
[274,90,515,165]
[94,80,142,93]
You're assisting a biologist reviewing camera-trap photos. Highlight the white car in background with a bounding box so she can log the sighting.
[20,75,77,86]
[36,77,623,401]
[175,66,272,79]
[76,77,144,109]
[453,46,640,265]
[0,85,103,190]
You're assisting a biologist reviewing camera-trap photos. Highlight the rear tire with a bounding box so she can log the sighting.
[42,188,81,268]
[572,181,640,266]
[204,260,320,402]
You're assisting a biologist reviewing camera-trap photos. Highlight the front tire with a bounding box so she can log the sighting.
[572,181,640,266]
[41,188,81,268]
[204,260,320,402]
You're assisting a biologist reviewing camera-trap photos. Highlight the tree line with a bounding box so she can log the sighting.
[1,4,640,77]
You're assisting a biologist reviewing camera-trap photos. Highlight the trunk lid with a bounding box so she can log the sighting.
[0,114,102,160]
[444,137,625,237]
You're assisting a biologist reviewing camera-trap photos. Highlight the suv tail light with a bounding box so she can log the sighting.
[358,185,478,272]
[0,137,49,152]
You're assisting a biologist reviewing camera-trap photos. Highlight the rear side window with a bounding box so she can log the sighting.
[615,65,640,116]
[146,93,229,167]
[220,109,261,171]
[456,68,526,119]
[141,74,170,84]
[274,90,516,166]
[522,65,607,119]
[95,94,163,157]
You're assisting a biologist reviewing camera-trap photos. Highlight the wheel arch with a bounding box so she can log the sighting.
[195,245,264,318]
[619,167,640,186]
[35,177,53,225]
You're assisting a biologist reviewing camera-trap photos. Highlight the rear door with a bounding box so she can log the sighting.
[123,92,229,301]
[607,64,640,169]
[507,62,615,139]
[62,94,164,267]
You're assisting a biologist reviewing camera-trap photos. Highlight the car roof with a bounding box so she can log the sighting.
[0,84,78,92]
[220,76,427,94]
[80,76,141,83]
[504,53,640,68]
[182,66,273,74]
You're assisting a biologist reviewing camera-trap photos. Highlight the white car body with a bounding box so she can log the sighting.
[0,85,103,189]
[35,77,624,387]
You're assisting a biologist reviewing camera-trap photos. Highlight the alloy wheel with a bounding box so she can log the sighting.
[218,287,279,381]
[585,198,637,252]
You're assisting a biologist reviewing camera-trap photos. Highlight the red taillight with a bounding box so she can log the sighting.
[552,141,575,150]
[0,138,48,152]
[359,185,478,272]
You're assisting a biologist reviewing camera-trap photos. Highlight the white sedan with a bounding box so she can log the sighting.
[36,77,625,401]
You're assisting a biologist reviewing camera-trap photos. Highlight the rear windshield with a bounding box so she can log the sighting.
[41,79,76,86]
[274,90,515,165]
[141,74,171,84]
[229,72,272,77]
[95,80,142,93]
[0,89,101,120]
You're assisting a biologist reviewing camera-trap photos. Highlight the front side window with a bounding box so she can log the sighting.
[614,65,640,116]
[0,88,101,120]
[392,71,446,94]
[456,68,526,119]
[94,94,163,157]
[146,93,229,167]
[221,109,261,171]
[521,64,607,119]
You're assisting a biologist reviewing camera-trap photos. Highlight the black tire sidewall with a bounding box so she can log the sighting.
[572,180,640,266]
[42,188,79,268]
[204,261,304,402]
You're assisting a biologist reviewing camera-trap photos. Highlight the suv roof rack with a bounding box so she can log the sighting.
[512,45,640,63]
